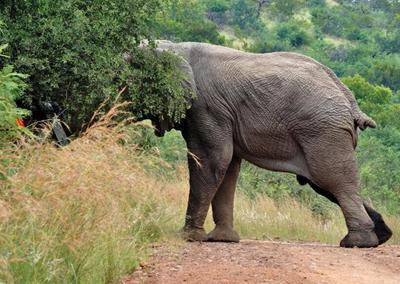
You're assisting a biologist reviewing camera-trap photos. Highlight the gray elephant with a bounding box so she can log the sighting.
[148,40,393,248]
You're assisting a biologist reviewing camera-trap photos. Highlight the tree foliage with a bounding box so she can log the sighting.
[1,0,191,131]
[0,43,30,147]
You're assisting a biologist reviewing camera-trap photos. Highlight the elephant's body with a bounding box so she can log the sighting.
[151,41,392,247]
[189,46,354,179]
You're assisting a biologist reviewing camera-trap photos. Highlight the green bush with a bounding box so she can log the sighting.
[269,0,306,20]
[366,55,400,92]
[123,48,194,124]
[1,0,190,132]
[156,0,226,44]
[311,7,347,37]
[275,21,313,47]
[249,20,313,53]
[342,74,392,106]
[0,44,30,147]
[230,0,265,32]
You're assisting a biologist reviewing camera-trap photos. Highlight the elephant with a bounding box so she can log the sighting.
[145,40,393,248]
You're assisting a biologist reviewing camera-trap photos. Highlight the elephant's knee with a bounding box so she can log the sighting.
[204,151,233,186]
[213,163,229,183]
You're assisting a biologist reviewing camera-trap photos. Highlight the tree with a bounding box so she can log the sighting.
[230,0,265,31]
[367,56,400,92]
[269,0,306,20]
[253,0,272,17]
[0,0,191,132]
[157,0,225,44]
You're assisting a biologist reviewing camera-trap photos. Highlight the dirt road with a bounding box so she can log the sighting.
[125,240,400,284]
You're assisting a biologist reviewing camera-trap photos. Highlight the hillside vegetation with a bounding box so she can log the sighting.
[1,0,400,283]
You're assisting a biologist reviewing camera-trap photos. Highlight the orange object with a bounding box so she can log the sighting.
[16,118,25,128]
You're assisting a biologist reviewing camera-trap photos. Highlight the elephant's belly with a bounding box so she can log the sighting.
[233,130,311,178]
[240,152,311,179]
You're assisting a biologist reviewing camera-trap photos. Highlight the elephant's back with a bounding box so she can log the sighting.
[238,52,343,95]
[198,49,350,104]
[220,53,352,120]
[193,44,354,133]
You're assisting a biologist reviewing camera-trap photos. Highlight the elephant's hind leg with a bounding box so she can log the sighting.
[297,176,392,245]
[302,134,379,248]
[207,156,241,242]
[361,203,392,245]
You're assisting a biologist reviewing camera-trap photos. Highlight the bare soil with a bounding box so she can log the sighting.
[124,240,400,284]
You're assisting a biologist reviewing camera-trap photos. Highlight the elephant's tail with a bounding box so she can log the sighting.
[353,112,377,131]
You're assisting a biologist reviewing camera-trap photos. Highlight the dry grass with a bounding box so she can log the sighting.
[1,106,399,283]
[234,194,346,243]
[0,107,184,283]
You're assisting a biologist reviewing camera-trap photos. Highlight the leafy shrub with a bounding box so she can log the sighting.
[1,0,189,132]
[0,44,30,147]
[366,55,400,92]
[345,28,369,42]
[122,49,194,124]
[275,21,313,47]
[249,31,290,53]
[230,0,265,32]
[311,7,347,37]
[342,74,400,130]
[206,0,230,25]
[342,74,392,106]
[307,0,326,7]
[249,20,313,53]
[376,31,400,54]
[157,0,226,44]
[269,0,306,20]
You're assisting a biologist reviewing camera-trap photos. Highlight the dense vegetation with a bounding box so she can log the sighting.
[0,0,191,132]
[0,43,29,147]
[1,0,400,282]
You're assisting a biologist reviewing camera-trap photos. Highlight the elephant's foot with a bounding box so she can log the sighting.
[181,227,208,242]
[340,230,379,248]
[207,226,240,243]
[364,205,393,245]
[374,221,392,245]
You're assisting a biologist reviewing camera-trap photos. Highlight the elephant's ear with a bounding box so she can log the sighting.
[178,57,197,96]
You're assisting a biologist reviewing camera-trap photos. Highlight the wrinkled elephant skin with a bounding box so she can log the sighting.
[151,41,392,248]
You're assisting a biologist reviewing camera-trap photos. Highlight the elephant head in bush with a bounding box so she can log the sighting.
[147,40,392,248]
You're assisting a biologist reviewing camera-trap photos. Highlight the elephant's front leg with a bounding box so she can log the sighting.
[208,156,241,242]
[183,142,234,241]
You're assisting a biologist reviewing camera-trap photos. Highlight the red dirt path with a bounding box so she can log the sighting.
[124,240,400,284]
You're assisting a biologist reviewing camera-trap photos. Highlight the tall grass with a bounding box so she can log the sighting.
[0,109,184,283]
[1,109,399,283]
[234,194,346,243]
